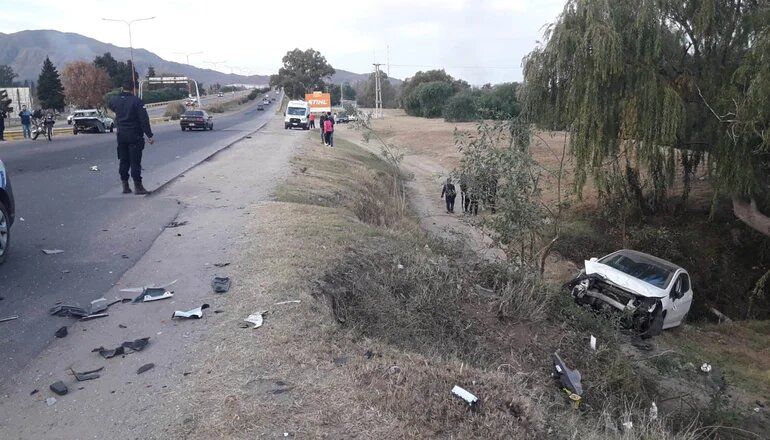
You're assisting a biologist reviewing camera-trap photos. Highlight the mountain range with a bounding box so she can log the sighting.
[0,30,394,88]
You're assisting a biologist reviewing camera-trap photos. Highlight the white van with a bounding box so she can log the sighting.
[284,100,310,130]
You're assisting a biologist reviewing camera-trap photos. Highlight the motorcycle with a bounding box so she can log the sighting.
[31,112,55,141]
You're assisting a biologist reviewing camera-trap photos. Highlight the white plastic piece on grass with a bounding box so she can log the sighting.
[244,311,267,329]
[621,421,633,432]
[274,300,301,306]
[397,264,404,270]
[451,385,478,406]
[649,402,658,421]
[590,335,597,351]
[700,363,712,373]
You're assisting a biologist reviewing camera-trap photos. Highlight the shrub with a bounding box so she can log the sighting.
[143,87,188,104]
[416,81,455,118]
[164,102,186,120]
[477,82,521,119]
[443,90,479,122]
[402,88,422,116]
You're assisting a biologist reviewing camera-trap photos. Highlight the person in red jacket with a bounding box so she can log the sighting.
[309,112,315,129]
[323,115,334,147]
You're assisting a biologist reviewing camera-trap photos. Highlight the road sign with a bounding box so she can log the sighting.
[147,76,189,84]
[305,91,331,113]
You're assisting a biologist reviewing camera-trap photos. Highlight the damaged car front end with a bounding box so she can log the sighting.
[565,250,693,337]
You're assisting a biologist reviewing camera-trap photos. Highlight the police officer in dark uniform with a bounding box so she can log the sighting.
[108,80,155,195]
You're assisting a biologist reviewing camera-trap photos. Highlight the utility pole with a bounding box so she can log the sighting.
[102,16,156,95]
[373,63,383,119]
[387,45,390,77]
[174,51,203,66]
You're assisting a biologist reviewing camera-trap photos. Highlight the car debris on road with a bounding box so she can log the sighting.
[212,276,231,293]
[172,304,210,319]
[0,315,19,323]
[71,366,103,381]
[92,337,150,359]
[49,381,68,396]
[132,287,173,303]
[41,249,64,255]
[55,326,68,338]
[552,352,582,406]
[137,363,155,374]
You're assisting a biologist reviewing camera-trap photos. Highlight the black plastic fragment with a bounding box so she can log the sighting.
[55,326,68,338]
[136,363,155,374]
[211,276,231,293]
[49,381,68,396]
[72,366,103,381]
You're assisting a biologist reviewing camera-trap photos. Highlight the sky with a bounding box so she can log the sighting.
[1,0,566,85]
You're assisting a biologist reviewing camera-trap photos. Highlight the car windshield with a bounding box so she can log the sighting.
[599,251,676,289]
[287,107,306,116]
[184,111,204,117]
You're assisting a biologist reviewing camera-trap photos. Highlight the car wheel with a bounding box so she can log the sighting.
[0,200,10,265]
[98,122,106,133]
[73,128,78,135]
[109,124,114,133]
[181,127,186,131]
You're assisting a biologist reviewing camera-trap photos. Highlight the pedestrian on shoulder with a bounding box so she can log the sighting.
[441,178,457,213]
[108,80,154,195]
[309,112,315,129]
[319,113,326,144]
[19,105,32,139]
[323,116,334,147]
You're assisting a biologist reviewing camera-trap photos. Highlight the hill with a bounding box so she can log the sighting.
[330,69,402,87]
[0,29,271,86]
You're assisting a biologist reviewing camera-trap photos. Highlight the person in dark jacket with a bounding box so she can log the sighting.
[108,80,154,194]
[318,113,326,144]
[0,109,5,141]
[441,178,457,213]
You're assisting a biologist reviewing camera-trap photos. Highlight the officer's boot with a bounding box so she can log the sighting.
[133,180,149,195]
[121,180,132,194]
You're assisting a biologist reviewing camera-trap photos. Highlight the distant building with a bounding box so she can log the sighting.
[0,87,33,123]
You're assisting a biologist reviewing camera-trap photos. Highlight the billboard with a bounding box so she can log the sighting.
[305,91,331,113]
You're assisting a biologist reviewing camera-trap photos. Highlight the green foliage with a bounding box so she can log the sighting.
[0,65,18,87]
[145,65,156,78]
[443,90,479,122]
[93,52,138,89]
[142,87,188,104]
[36,57,65,110]
[414,81,454,118]
[342,83,356,101]
[269,48,335,99]
[477,82,521,119]
[522,0,770,214]
[401,69,467,116]
[355,72,398,108]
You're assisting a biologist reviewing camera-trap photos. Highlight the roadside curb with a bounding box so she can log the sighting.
[148,118,271,196]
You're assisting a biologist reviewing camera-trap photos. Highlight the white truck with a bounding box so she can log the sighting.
[284,100,310,130]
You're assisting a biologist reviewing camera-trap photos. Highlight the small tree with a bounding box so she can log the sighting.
[0,65,18,87]
[443,90,479,122]
[37,57,65,110]
[62,62,112,109]
[415,81,454,118]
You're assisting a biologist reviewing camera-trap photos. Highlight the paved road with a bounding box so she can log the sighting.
[0,95,280,376]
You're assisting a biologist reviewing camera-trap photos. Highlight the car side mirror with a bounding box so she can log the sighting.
[589,257,598,263]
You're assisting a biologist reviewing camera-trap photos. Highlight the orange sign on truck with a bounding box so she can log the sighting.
[305,92,331,113]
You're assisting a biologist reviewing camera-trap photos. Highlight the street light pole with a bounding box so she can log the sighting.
[102,16,155,95]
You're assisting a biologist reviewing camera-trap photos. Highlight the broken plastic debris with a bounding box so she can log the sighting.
[0,315,19,323]
[55,326,68,338]
[42,249,64,255]
[213,262,230,267]
[120,279,178,294]
[132,287,173,303]
[92,337,150,358]
[212,276,231,293]
[552,352,583,403]
[71,366,103,381]
[274,300,301,305]
[90,165,99,171]
[451,385,478,406]
[137,363,155,374]
[89,298,109,314]
[700,363,712,373]
[49,381,68,396]
[649,402,658,421]
[590,335,597,351]
[49,305,89,318]
[46,397,57,406]
[165,220,187,228]
[244,311,267,328]
[172,304,210,319]
[80,313,109,321]
[621,421,633,432]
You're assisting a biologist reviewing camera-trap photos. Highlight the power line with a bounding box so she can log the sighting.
[387,63,518,70]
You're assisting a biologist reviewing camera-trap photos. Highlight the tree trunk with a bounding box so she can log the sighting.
[732,197,770,236]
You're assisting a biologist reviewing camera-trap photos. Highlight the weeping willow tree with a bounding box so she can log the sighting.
[523,0,770,224]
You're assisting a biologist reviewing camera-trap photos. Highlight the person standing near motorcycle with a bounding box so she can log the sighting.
[108,80,154,195]
[43,110,55,141]
[18,105,32,139]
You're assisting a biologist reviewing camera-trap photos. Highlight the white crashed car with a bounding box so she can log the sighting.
[71,109,114,134]
[566,249,693,337]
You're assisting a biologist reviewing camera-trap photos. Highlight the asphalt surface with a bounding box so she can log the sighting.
[0,94,280,376]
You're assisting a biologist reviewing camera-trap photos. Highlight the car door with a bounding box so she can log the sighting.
[666,272,693,327]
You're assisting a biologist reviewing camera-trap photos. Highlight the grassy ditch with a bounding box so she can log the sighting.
[273,135,717,438]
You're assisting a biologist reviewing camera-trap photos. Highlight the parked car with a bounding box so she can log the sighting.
[0,159,16,264]
[565,249,693,337]
[70,109,114,134]
[336,113,350,123]
[180,110,214,131]
[257,104,264,111]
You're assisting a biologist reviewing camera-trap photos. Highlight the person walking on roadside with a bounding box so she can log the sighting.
[108,80,155,195]
[18,105,32,139]
[309,112,315,129]
[441,178,457,213]
[319,113,326,144]
[323,115,334,147]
